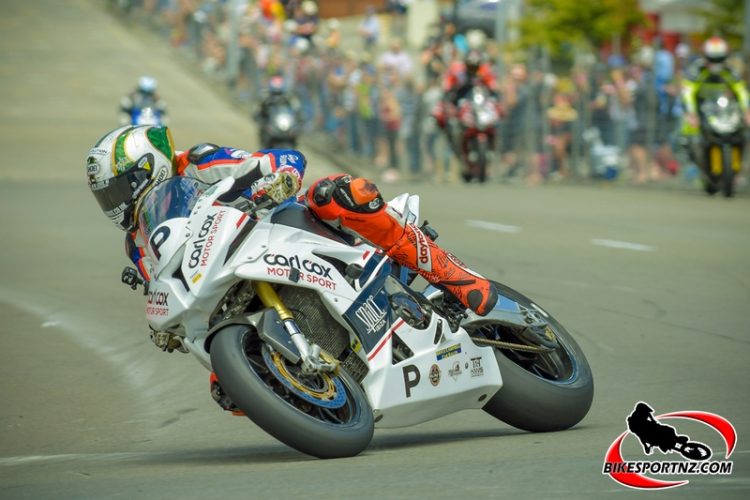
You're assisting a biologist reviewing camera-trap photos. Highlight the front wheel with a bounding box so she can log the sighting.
[721,145,735,198]
[210,325,374,458]
[472,282,594,432]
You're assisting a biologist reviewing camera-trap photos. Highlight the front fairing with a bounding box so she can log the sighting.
[699,91,745,140]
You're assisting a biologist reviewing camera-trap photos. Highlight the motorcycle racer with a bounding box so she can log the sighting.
[119,76,168,126]
[86,125,498,317]
[681,36,750,135]
[443,50,498,105]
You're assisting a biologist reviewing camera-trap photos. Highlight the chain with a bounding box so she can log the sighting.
[470,336,551,353]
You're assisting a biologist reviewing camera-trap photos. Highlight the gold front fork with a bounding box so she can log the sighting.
[709,146,722,175]
[731,146,742,172]
[254,281,294,320]
[709,145,743,174]
[252,281,337,373]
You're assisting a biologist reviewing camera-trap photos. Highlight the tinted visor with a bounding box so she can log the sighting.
[91,168,151,229]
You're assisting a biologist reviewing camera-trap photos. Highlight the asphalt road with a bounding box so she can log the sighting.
[1,1,749,499]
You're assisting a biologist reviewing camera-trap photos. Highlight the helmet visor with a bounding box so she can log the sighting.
[90,168,151,229]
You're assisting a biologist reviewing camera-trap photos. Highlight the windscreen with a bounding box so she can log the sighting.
[136,177,210,242]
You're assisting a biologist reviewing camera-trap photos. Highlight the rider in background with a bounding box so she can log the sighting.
[443,50,498,105]
[119,76,168,126]
[433,50,499,144]
[254,74,302,146]
[85,125,498,317]
[681,36,750,137]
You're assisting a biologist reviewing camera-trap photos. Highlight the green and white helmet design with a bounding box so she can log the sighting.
[86,125,175,231]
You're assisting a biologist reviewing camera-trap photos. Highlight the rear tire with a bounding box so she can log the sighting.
[477,282,594,432]
[211,325,374,458]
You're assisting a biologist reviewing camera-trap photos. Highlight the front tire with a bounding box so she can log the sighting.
[474,282,594,432]
[476,138,488,183]
[210,325,374,458]
[721,145,734,198]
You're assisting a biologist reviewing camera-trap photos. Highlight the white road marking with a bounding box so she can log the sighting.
[591,239,655,252]
[466,219,522,233]
[0,287,153,396]
[0,452,144,467]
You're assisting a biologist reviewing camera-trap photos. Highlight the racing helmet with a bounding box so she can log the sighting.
[86,125,175,231]
[465,50,482,76]
[138,75,158,94]
[702,36,728,64]
[268,75,286,94]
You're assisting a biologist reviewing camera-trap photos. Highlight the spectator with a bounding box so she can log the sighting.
[397,77,422,179]
[386,0,409,37]
[421,77,445,179]
[356,61,380,160]
[343,52,363,154]
[546,90,578,179]
[378,37,413,79]
[500,64,529,178]
[421,37,446,82]
[625,63,660,183]
[589,64,615,146]
[324,51,348,147]
[294,0,319,43]
[357,6,381,51]
[325,18,342,50]
[379,83,403,175]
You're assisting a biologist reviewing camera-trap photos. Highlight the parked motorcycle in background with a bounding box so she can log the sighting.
[454,86,501,183]
[696,90,746,197]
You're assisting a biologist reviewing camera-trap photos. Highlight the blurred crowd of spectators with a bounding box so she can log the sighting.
[113,0,745,185]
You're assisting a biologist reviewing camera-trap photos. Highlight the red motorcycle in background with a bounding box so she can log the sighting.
[432,82,502,183]
[455,86,502,183]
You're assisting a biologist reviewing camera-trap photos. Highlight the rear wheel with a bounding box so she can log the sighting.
[210,325,374,458]
[472,282,594,432]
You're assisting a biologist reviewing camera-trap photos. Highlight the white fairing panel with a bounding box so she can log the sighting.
[362,314,502,428]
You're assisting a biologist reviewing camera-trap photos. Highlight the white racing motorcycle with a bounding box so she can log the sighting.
[124,176,593,458]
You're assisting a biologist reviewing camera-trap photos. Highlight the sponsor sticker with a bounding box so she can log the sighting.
[436,343,461,361]
[355,294,387,334]
[469,357,484,377]
[449,361,462,380]
[188,210,225,269]
[429,364,441,386]
[146,289,169,316]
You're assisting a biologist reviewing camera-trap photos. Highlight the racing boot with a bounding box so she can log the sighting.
[386,223,497,316]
